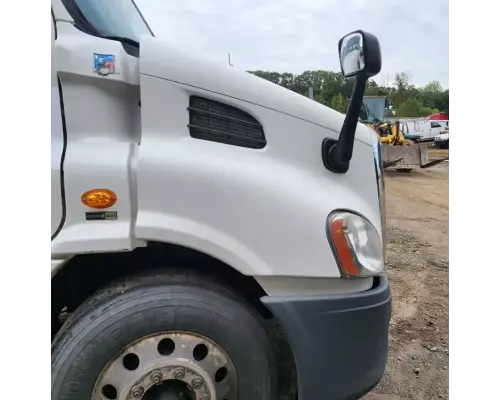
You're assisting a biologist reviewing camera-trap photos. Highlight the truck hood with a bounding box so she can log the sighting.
[139,37,373,146]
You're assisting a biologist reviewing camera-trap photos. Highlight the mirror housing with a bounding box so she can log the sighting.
[339,32,365,77]
[322,30,382,174]
[339,31,381,79]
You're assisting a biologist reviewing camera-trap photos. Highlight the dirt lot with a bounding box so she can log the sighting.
[364,151,449,400]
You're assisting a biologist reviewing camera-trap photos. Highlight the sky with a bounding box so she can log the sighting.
[136,0,449,88]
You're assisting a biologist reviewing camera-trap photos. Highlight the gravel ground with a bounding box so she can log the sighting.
[363,161,449,400]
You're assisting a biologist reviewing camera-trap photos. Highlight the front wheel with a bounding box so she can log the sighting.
[51,270,278,400]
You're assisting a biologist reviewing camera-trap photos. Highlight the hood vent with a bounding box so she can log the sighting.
[188,96,266,149]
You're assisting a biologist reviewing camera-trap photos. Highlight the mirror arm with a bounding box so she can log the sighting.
[325,74,367,174]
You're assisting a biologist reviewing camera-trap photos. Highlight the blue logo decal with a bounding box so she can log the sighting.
[94,54,116,76]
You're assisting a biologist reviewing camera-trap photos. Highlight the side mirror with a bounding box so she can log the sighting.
[322,30,382,174]
[339,31,381,79]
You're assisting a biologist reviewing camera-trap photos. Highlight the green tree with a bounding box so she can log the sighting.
[280,72,295,90]
[365,80,390,97]
[395,98,440,117]
[385,108,395,117]
[331,93,347,113]
[250,70,281,84]
[392,72,414,106]
[419,106,440,117]
[395,98,423,117]
[248,69,448,116]
[423,81,443,94]
[418,80,443,109]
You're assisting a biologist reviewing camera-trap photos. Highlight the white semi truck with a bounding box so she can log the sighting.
[51,1,391,399]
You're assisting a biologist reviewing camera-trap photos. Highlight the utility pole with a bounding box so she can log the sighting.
[308,86,314,100]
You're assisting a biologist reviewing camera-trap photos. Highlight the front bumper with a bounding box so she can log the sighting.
[262,277,391,400]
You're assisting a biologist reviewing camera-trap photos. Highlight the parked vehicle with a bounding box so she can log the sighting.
[360,98,448,171]
[434,132,450,149]
[51,1,391,399]
[403,120,448,141]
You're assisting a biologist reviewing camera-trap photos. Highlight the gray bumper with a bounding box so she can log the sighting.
[262,277,391,400]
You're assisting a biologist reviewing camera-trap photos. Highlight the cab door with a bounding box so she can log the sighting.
[50,5,143,255]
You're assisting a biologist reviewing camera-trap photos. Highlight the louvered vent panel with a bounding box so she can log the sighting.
[188,96,266,149]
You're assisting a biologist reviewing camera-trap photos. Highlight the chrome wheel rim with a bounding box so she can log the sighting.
[92,331,238,400]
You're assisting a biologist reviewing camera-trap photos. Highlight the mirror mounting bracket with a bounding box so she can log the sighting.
[322,138,341,173]
[323,74,367,174]
[322,30,381,174]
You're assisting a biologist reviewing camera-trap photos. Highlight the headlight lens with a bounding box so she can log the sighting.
[327,211,384,277]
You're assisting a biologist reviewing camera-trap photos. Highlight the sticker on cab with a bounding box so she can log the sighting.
[93,54,116,76]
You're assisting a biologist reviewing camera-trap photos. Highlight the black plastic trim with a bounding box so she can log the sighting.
[51,76,69,241]
[262,277,391,400]
[321,137,339,173]
[188,96,267,149]
[51,7,58,38]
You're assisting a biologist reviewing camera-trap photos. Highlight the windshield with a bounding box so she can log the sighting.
[73,0,153,42]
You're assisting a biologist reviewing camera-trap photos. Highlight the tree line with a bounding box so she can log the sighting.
[248,70,449,118]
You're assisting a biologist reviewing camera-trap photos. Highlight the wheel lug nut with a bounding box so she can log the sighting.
[131,385,144,398]
[174,367,185,380]
[192,378,203,390]
[150,370,162,384]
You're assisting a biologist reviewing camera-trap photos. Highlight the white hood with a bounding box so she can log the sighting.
[139,36,373,146]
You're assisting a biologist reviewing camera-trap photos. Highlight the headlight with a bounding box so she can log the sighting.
[327,211,384,277]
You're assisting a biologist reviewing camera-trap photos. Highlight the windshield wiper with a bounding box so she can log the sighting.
[100,35,140,48]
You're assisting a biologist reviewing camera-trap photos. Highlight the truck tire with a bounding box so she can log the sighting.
[51,269,278,400]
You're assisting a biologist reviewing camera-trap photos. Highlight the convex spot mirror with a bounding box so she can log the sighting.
[339,30,382,78]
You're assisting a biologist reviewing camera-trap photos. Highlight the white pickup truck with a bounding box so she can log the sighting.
[427,121,447,136]
[434,131,450,149]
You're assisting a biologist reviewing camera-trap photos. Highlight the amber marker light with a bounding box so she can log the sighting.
[81,189,117,209]
[330,218,361,276]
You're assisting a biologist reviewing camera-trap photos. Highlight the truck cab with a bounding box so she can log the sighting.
[51,1,391,399]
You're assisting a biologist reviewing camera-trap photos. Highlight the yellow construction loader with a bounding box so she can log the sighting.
[367,121,407,145]
[361,97,448,171]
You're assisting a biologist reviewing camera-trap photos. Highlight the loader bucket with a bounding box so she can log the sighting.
[383,157,404,169]
[421,157,449,169]
[381,144,448,171]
